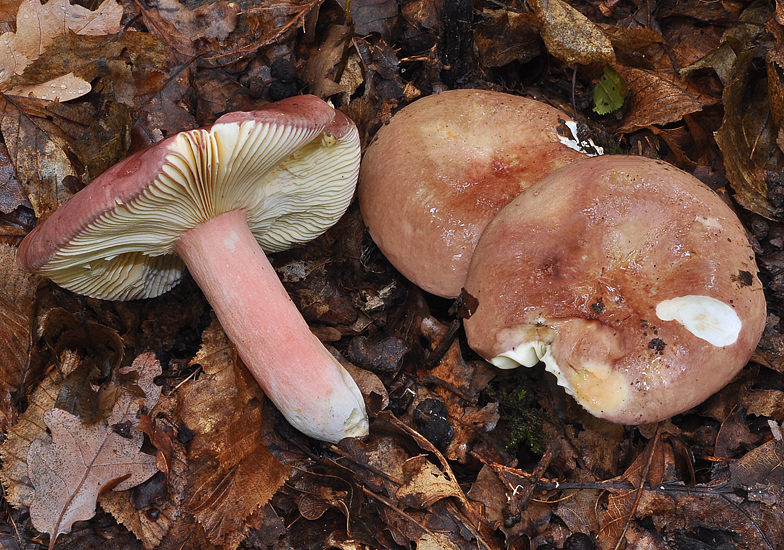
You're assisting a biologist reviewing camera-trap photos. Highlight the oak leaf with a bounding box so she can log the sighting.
[26,353,161,549]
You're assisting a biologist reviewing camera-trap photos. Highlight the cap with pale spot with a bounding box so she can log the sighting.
[464,155,766,424]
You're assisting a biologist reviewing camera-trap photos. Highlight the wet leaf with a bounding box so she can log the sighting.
[593,64,627,114]
[0,0,122,100]
[529,0,614,66]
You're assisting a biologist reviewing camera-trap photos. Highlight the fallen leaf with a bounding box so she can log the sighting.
[27,353,161,549]
[0,0,123,100]
[593,65,627,115]
[178,320,290,550]
[0,142,30,214]
[716,48,784,220]
[302,24,352,98]
[529,0,614,66]
[396,455,464,509]
[0,356,64,509]
[475,9,542,67]
[100,395,189,550]
[0,244,37,431]
[616,66,706,133]
[155,0,239,43]
[0,96,79,217]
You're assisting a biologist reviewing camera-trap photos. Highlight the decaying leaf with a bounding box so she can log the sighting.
[26,353,161,549]
[0,96,79,217]
[100,395,189,550]
[302,24,352,98]
[396,455,464,509]
[0,358,64,509]
[155,0,239,43]
[0,0,123,100]
[0,141,30,214]
[716,48,784,220]
[529,0,614,66]
[178,320,290,550]
[616,66,706,133]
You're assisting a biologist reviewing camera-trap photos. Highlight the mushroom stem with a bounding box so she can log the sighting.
[174,210,369,443]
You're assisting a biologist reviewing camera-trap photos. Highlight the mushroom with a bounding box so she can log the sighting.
[17,95,369,444]
[359,88,593,298]
[463,155,766,424]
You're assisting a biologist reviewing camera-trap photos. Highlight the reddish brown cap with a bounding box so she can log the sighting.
[17,95,360,300]
[464,155,766,424]
[358,89,589,298]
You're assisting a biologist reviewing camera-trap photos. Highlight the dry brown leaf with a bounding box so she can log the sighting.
[616,66,705,133]
[395,455,464,509]
[0,244,37,430]
[27,353,161,549]
[716,48,784,220]
[529,0,614,66]
[178,320,290,550]
[0,0,122,100]
[302,24,352,99]
[155,0,239,42]
[0,357,64,509]
[0,96,78,217]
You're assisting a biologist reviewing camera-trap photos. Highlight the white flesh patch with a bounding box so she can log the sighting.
[655,295,741,347]
[492,338,630,418]
[557,120,604,156]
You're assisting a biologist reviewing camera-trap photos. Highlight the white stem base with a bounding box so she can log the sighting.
[174,210,368,443]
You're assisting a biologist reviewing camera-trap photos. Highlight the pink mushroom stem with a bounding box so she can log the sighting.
[174,209,368,443]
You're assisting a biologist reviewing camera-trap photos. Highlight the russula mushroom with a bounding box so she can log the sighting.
[463,155,766,424]
[17,95,369,444]
[359,88,593,298]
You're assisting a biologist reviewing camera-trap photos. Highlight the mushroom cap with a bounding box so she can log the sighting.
[358,88,588,298]
[17,95,360,300]
[463,155,766,424]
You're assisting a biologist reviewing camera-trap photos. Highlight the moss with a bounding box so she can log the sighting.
[483,376,545,455]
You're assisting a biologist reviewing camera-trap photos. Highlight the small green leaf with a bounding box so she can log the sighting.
[593,65,628,115]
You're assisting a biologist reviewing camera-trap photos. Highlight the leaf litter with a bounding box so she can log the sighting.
[0,0,784,549]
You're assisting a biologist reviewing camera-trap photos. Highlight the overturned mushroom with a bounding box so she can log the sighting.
[359,88,592,298]
[463,155,766,424]
[17,95,368,444]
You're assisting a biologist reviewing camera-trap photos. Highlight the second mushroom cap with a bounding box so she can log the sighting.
[463,155,766,424]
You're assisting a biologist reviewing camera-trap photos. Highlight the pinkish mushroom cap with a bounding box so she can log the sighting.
[17,95,368,444]
[463,155,766,424]
[358,88,591,298]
